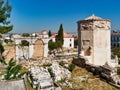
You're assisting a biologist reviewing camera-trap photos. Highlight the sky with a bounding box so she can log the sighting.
[10,0,120,33]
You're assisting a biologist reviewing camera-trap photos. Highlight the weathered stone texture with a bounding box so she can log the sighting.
[4,46,16,63]
[73,57,119,85]
[77,14,111,66]
[14,37,49,61]
[33,39,44,59]
[0,79,27,90]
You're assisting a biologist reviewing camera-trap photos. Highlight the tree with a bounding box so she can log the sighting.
[48,41,57,51]
[0,42,4,54]
[0,0,13,63]
[74,39,78,48]
[4,39,13,44]
[0,42,4,62]
[0,0,13,34]
[48,40,62,51]
[56,24,64,45]
[56,41,62,49]
[48,30,51,37]
[20,40,29,46]
[22,33,30,37]
[19,40,29,60]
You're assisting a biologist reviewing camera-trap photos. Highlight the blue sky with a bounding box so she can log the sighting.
[10,0,120,33]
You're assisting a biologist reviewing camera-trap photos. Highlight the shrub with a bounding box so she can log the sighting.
[74,39,78,48]
[48,67,55,77]
[48,40,62,51]
[112,48,120,58]
[59,61,65,66]
[22,33,30,37]
[0,43,4,54]
[43,63,52,67]
[69,64,75,72]
[48,41,57,50]
[4,39,13,44]
[57,78,65,83]
[4,58,26,80]
[20,40,29,46]
[117,67,120,75]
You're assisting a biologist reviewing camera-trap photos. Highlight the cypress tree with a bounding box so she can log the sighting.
[57,24,64,45]
[48,30,51,37]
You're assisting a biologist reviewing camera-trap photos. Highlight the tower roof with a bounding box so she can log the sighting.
[77,14,110,23]
[85,14,103,20]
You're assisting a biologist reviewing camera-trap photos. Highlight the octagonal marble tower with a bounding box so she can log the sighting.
[77,14,112,66]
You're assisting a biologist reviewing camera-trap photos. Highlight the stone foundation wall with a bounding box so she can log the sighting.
[72,57,120,85]
[4,46,16,63]
[73,57,101,75]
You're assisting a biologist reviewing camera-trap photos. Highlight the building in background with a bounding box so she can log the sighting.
[111,31,120,48]
[51,32,74,48]
[31,29,49,38]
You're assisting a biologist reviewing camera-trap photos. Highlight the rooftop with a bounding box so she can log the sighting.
[85,14,102,20]
[51,32,73,38]
[77,14,110,22]
[41,30,47,32]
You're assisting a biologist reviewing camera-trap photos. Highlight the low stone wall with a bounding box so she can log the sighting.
[73,57,101,75]
[72,57,120,86]
[72,57,86,68]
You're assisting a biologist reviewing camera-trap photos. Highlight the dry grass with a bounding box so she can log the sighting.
[63,66,118,90]
[26,76,36,90]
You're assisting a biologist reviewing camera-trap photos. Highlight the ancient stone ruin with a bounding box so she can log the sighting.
[14,37,49,61]
[75,14,120,87]
[77,14,118,67]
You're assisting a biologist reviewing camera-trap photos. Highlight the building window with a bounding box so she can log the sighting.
[112,37,114,41]
[115,37,117,41]
[114,43,116,47]
[70,39,71,41]
[117,43,119,47]
[117,37,119,41]
[70,44,71,47]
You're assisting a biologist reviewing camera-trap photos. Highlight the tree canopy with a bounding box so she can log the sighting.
[48,30,51,37]
[0,0,13,34]
[74,39,78,48]
[48,24,64,51]
[48,40,62,51]
[22,33,30,37]
[0,0,13,63]
[20,40,29,46]
[0,42,4,54]
[56,24,64,45]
